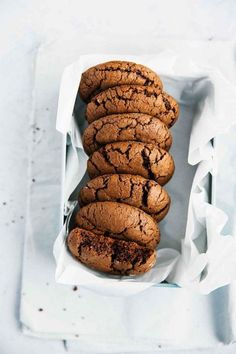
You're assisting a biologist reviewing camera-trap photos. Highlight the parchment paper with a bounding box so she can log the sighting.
[53,53,236,295]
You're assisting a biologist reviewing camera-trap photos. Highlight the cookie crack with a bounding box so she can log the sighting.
[88,158,101,174]
[92,86,162,109]
[94,66,156,87]
[93,95,114,113]
[136,213,149,237]
[141,180,150,207]
[127,178,136,201]
[155,150,167,165]
[94,175,110,201]
[141,147,156,180]
[100,147,118,172]
[163,96,171,111]
[114,86,161,100]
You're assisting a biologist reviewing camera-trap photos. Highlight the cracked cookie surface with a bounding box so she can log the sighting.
[75,201,160,249]
[82,113,172,155]
[79,174,170,222]
[79,61,163,102]
[67,228,156,275]
[87,141,175,186]
[86,85,179,127]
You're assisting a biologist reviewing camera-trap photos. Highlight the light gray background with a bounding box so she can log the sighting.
[1,1,236,353]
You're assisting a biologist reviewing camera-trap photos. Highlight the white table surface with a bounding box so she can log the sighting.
[1,1,236,353]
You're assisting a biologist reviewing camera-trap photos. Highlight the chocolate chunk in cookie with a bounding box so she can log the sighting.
[79,61,163,102]
[67,228,156,275]
[75,201,160,249]
[79,174,170,222]
[82,113,172,155]
[87,141,174,186]
[86,85,179,127]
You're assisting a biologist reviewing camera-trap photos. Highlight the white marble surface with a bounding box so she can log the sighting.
[1,1,236,353]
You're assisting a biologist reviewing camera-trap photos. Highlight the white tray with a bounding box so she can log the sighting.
[60,78,208,290]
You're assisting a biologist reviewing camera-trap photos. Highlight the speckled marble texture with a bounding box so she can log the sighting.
[1,1,236,353]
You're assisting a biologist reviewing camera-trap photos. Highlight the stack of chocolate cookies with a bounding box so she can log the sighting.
[67,61,179,276]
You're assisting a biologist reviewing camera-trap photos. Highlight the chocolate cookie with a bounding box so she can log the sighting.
[79,61,163,102]
[75,201,160,249]
[67,228,156,275]
[82,113,172,155]
[86,85,179,127]
[79,174,170,222]
[87,141,174,186]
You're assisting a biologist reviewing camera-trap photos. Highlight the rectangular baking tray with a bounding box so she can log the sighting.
[59,74,215,289]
